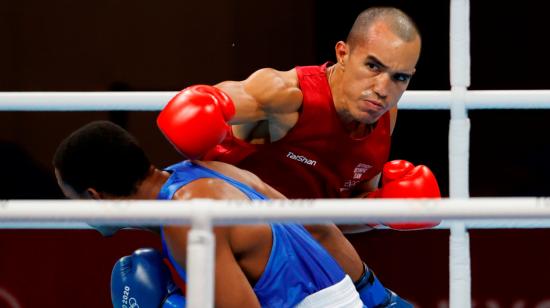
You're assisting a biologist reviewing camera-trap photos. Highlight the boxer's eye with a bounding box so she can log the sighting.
[366,62,381,72]
[393,73,411,83]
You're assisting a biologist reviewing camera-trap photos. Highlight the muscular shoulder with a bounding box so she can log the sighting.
[243,68,303,113]
[193,160,285,199]
[173,176,245,200]
[196,161,263,192]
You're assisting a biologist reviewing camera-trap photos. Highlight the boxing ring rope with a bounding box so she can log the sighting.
[2,198,550,307]
[1,90,550,110]
[4,198,550,224]
[1,0,548,306]
[7,218,550,230]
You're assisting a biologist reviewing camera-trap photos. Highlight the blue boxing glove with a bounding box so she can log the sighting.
[111,248,186,308]
[354,263,412,308]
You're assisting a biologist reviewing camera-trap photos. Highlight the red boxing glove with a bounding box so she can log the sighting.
[367,160,441,230]
[157,85,235,159]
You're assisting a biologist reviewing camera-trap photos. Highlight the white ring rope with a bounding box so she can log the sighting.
[1,198,550,224]
[2,198,549,307]
[1,90,550,111]
[6,219,550,230]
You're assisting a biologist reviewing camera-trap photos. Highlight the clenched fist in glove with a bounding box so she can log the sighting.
[367,160,441,230]
[157,85,235,159]
[111,248,186,308]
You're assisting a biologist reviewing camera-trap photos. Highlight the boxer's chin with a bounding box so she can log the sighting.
[352,109,381,125]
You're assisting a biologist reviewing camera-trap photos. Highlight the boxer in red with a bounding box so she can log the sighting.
[158,7,437,229]
[157,6,440,306]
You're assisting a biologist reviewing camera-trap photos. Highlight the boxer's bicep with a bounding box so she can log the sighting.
[161,225,190,270]
[162,225,261,307]
[216,80,267,124]
[217,68,301,125]
[214,229,262,307]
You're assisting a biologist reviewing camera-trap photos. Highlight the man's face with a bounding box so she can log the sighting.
[338,21,421,124]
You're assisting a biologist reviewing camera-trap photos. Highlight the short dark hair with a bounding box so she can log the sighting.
[347,7,420,48]
[53,121,151,196]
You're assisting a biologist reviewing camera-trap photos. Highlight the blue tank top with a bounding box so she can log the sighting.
[158,161,346,307]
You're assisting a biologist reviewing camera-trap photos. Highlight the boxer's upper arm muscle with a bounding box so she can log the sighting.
[162,225,260,308]
[213,230,262,307]
[165,185,261,307]
[216,68,302,125]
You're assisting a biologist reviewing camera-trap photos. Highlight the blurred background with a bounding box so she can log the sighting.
[1,0,550,306]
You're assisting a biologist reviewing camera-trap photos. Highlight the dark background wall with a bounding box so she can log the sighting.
[1,0,550,307]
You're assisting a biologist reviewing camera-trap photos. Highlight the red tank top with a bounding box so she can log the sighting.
[205,63,391,198]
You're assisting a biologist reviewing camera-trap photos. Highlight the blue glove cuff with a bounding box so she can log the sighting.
[354,263,413,308]
[162,293,187,308]
[354,263,389,307]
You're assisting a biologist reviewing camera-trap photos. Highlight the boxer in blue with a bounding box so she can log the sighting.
[53,121,410,307]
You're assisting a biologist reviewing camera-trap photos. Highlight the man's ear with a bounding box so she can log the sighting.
[335,41,349,66]
[85,188,103,200]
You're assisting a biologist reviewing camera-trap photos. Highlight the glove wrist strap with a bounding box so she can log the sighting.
[354,263,390,307]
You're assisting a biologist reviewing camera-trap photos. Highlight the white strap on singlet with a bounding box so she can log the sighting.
[295,275,364,308]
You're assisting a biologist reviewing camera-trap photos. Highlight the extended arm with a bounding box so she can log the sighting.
[157,68,302,158]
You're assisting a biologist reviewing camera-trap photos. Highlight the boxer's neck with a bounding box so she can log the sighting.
[132,166,170,199]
